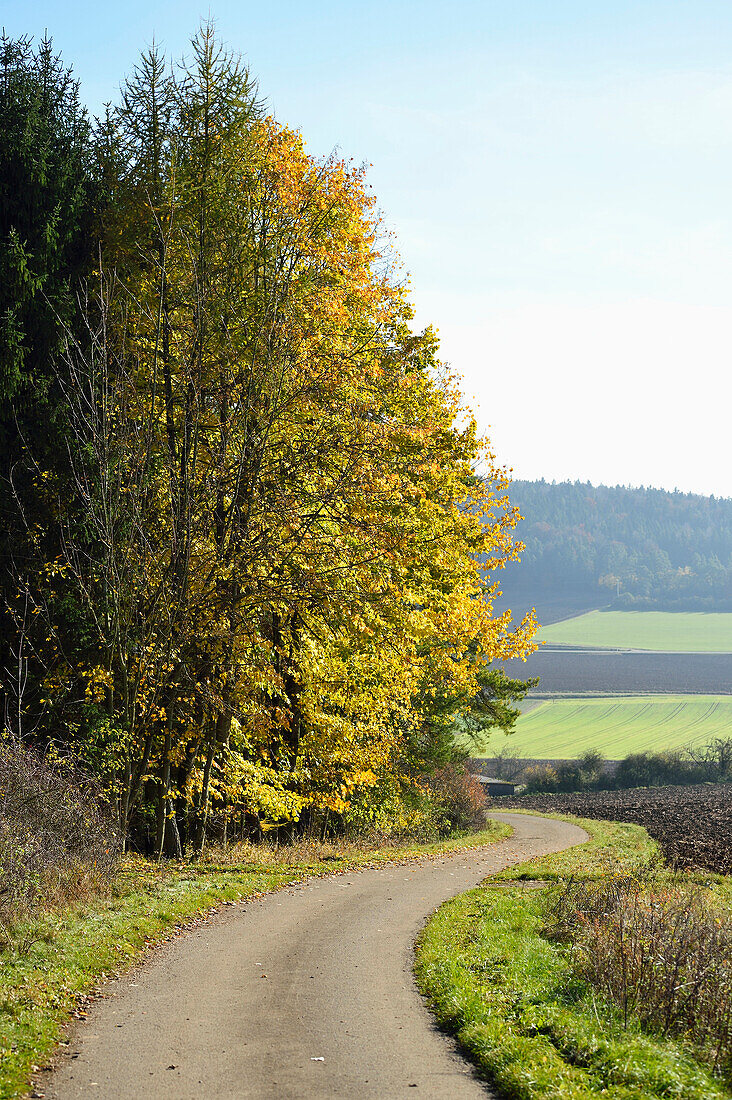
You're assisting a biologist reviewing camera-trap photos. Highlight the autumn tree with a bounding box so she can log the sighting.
[18,25,536,853]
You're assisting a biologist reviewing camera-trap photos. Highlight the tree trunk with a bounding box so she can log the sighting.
[192,710,232,853]
[155,723,172,862]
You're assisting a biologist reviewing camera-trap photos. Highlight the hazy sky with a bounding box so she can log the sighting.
[5,1,732,496]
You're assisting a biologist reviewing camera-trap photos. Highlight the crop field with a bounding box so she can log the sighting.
[501,695,732,759]
[539,610,732,652]
[505,647,732,694]
[495,783,732,875]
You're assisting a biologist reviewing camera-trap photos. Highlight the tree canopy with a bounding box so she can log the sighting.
[0,26,536,852]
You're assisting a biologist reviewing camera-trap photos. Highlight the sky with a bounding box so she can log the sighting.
[4,0,732,497]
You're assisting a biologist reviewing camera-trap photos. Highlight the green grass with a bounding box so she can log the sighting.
[0,821,511,1100]
[415,816,732,1099]
[539,610,732,652]
[492,813,660,880]
[493,694,732,759]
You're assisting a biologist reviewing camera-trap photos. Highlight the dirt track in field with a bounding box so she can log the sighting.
[46,813,587,1100]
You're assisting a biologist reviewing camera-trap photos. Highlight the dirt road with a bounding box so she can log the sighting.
[47,813,587,1099]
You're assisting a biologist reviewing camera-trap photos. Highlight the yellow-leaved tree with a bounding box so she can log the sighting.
[45,24,535,854]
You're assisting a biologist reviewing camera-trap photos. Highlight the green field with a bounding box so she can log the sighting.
[540,610,732,652]
[497,695,732,759]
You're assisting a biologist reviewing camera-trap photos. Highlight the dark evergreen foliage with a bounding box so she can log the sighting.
[0,33,95,437]
[0,34,97,739]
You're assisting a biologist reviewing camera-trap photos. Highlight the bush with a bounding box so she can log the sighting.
[547,872,732,1077]
[341,783,438,841]
[521,741,732,795]
[524,751,607,794]
[523,762,560,792]
[0,741,119,932]
[613,749,698,789]
[424,764,488,835]
[340,763,487,841]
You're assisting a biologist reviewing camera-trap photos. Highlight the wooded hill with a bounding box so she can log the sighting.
[493,480,732,619]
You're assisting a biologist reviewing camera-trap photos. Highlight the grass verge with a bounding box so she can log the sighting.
[415,814,732,1099]
[0,820,510,1100]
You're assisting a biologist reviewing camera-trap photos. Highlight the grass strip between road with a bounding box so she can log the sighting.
[0,820,511,1100]
[415,814,732,1100]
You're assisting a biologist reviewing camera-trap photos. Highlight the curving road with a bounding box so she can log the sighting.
[47,813,587,1100]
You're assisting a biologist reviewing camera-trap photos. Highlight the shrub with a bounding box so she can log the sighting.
[613,749,697,789]
[523,763,559,792]
[424,764,488,835]
[339,764,488,841]
[546,873,732,1077]
[523,751,606,794]
[689,737,732,780]
[342,783,438,841]
[521,742,732,795]
[0,741,119,933]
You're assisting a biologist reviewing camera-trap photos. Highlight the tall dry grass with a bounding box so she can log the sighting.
[0,741,118,940]
[547,873,732,1077]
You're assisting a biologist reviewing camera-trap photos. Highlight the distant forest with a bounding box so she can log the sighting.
[493,480,732,617]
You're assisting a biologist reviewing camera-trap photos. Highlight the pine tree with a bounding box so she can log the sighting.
[0,33,96,740]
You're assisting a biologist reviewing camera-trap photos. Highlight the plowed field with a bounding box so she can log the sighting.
[494,784,732,875]
[504,648,732,694]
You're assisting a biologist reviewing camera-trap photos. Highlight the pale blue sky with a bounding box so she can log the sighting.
[4,1,732,495]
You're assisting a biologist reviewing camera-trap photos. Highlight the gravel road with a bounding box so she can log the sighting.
[46,813,587,1100]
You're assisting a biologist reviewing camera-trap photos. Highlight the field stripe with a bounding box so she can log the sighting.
[495,694,732,759]
[539,610,732,653]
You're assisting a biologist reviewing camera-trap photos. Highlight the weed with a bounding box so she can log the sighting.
[547,873,732,1075]
[0,742,118,938]
[416,815,732,1098]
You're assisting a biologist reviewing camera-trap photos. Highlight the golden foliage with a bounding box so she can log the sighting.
[35,26,535,849]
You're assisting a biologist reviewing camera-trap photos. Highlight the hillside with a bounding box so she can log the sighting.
[493,480,732,620]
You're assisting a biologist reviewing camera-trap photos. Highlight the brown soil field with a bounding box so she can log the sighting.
[494,783,732,875]
[502,649,732,695]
